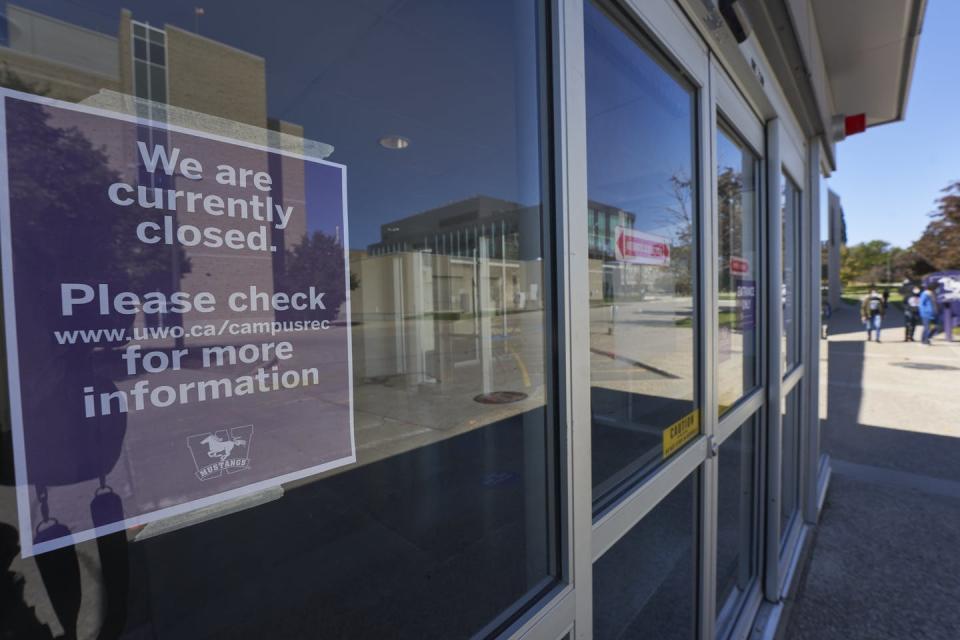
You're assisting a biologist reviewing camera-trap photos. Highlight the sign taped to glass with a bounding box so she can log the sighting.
[729,256,750,275]
[736,279,757,331]
[614,226,671,266]
[0,90,355,556]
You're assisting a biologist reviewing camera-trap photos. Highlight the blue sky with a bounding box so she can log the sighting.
[827,0,960,249]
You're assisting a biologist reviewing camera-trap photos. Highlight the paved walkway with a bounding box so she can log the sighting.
[785,304,960,639]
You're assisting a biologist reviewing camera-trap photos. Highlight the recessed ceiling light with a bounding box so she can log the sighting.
[379,135,410,150]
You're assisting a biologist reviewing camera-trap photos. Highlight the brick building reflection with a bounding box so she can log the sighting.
[0,4,321,338]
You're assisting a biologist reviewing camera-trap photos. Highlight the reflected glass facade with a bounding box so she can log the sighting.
[0,2,558,637]
[593,472,697,640]
[717,124,760,414]
[584,0,698,506]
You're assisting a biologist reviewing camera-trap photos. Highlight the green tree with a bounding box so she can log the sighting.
[911,180,960,272]
[4,79,188,297]
[663,173,694,296]
[718,166,744,291]
[840,240,903,284]
[892,249,935,280]
[277,231,354,322]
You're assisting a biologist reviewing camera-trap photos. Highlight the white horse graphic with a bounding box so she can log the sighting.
[940,276,960,301]
[200,434,247,462]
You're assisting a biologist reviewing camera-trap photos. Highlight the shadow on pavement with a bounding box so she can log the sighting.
[786,305,960,640]
[822,306,960,480]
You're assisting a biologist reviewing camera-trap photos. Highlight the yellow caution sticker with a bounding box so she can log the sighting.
[662,410,700,459]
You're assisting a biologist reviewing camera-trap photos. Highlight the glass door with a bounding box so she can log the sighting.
[779,171,805,554]
[711,60,766,639]
[584,0,699,508]
[582,1,708,638]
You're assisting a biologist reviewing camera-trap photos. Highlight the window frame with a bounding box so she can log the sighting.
[578,0,713,638]
[714,413,763,640]
[583,0,707,514]
[781,171,804,376]
[714,116,763,416]
[509,0,824,637]
[711,58,768,639]
[130,20,168,106]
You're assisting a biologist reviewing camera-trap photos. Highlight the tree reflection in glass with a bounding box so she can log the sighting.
[717,126,760,413]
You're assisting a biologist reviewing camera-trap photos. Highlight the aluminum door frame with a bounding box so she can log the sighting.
[711,57,769,639]
[508,1,712,638]
[582,0,713,639]
[504,0,825,637]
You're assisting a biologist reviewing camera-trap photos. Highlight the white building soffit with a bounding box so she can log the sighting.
[811,0,926,127]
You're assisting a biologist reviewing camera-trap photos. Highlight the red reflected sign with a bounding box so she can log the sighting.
[730,256,750,275]
[614,227,670,266]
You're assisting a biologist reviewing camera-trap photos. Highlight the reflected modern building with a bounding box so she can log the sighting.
[366,195,651,306]
[0,1,926,640]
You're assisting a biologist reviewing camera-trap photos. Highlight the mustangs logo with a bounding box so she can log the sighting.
[941,276,960,301]
[187,425,253,481]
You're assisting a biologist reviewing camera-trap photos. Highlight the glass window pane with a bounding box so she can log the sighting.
[594,472,698,640]
[781,385,801,540]
[149,41,165,66]
[148,27,165,44]
[149,63,166,103]
[717,124,760,414]
[133,59,148,99]
[0,2,558,637]
[716,416,759,625]
[585,0,699,504]
[133,22,145,38]
[133,35,147,61]
[781,174,801,370]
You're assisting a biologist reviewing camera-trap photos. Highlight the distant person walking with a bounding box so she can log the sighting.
[821,298,832,339]
[919,283,939,345]
[904,287,921,342]
[882,287,891,309]
[861,287,885,342]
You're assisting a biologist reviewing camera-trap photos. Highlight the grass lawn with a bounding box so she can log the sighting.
[676,310,736,328]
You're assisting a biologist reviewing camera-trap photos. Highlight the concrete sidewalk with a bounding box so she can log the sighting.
[785,304,960,639]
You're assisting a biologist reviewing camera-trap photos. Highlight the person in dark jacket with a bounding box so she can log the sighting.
[904,286,921,341]
[861,288,885,342]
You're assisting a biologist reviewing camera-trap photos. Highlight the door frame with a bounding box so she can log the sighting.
[710,56,769,639]
[505,0,822,637]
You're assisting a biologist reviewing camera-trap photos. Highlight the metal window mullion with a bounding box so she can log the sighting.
[763,118,783,604]
[698,56,720,640]
[556,0,592,637]
[803,140,822,525]
[777,152,808,590]
[781,363,804,396]
[513,587,577,640]
[592,437,708,561]
[784,158,808,575]
[725,581,765,640]
[715,388,764,445]
[499,1,582,638]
